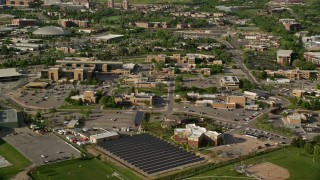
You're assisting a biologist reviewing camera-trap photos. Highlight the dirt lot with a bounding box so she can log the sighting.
[245,162,290,180]
[209,134,277,162]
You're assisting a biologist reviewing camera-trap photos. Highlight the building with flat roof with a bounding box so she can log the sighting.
[220,76,240,90]
[304,52,320,65]
[302,36,320,51]
[41,67,92,82]
[123,92,154,106]
[174,124,222,148]
[286,113,307,128]
[265,69,320,81]
[90,131,119,144]
[56,57,123,71]
[0,109,21,129]
[6,0,39,7]
[12,18,38,27]
[24,82,49,89]
[277,50,293,66]
[0,68,21,82]
[70,90,97,103]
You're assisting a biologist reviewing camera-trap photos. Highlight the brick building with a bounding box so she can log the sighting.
[174,124,223,148]
[277,50,293,66]
[6,0,38,7]
[12,19,37,27]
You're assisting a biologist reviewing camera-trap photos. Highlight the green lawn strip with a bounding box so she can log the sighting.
[0,139,31,179]
[193,147,320,179]
[59,105,95,110]
[29,158,140,180]
[137,87,167,96]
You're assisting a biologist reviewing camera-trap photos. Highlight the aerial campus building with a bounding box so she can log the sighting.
[0,68,21,82]
[40,57,137,82]
[220,76,240,90]
[32,26,70,37]
[174,124,223,148]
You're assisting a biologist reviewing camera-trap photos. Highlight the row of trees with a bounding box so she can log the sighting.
[291,136,320,156]
[288,96,320,111]
[195,64,223,75]
[239,79,255,91]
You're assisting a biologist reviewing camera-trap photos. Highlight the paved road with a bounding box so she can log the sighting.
[216,38,261,89]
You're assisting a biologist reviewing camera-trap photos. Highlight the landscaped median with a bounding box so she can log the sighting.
[58,105,96,110]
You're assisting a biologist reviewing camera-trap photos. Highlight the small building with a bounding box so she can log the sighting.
[66,119,79,129]
[5,0,39,7]
[0,109,21,129]
[292,89,305,98]
[277,50,293,66]
[90,131,119,144]
[70,91,97,103]
[220,76,240,90]
[24,82,49,89]
[12,19,38,27]
[304,52,320,65]
[286,113,307,127]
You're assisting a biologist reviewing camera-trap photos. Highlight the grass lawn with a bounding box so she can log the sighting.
[137,87,167,96]
[122,58,148,64]
[192,147,320,180]
[59,105,96,110]
[179,73,199,78]
[0,139,31,179]
[29,158,141,180]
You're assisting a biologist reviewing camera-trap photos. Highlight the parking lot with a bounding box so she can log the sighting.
[3,130,81,165]
[85,111,137,130]
[11,84,74,109]
[174,105,267,123]
[10,83,109,109]
[182,77,221,89]
[243,127,288,144]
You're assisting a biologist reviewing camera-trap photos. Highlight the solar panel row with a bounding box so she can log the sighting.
[99,134,205,175]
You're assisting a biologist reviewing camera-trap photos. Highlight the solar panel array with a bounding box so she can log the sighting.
[99,134,205,176]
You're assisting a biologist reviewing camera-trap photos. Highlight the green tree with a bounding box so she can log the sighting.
[304,143,314,154]
[313,145,320,156]
[239,79,255,91]
[49,108,57,113]
[291,137,298,147]
[35,111,42,120]
[298,136,306,148]
[174,67,181,74]
[1,45,9,55]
